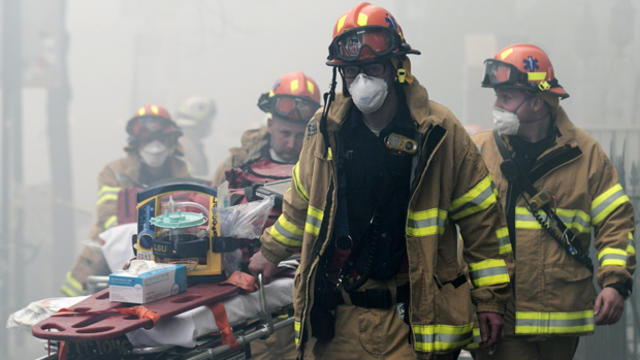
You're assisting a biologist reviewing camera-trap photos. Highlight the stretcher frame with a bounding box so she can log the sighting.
[34,274,294,360]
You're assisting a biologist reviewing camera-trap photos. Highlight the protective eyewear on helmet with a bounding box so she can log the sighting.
[128,116,178,140]
[274,96,320,122]
[481,59,531,88]
[329,26,400,62]
[340,62,386,80]
[270,95,321,122]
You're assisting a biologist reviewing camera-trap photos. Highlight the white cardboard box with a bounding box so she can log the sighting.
[109,263,187,304]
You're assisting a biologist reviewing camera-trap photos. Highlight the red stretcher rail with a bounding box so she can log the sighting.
[32,283,239,341]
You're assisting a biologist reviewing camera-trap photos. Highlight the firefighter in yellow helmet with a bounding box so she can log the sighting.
[472,43,635,359]
[60,104,190,297]
[249,3,513,359]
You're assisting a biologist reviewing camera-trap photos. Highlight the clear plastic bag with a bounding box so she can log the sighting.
[218,196,275,275]
[217,196,275,238]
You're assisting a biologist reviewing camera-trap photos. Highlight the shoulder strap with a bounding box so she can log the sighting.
[529,145,582,184]
[493,129,513,161]
[493,130,519,253]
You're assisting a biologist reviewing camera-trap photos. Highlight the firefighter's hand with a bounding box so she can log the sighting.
[477,312,503,348]
[248,250,278,283]
[594,287,624,325]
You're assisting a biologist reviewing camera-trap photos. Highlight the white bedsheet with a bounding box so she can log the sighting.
[126,277,293,348]
[100,223,137,272]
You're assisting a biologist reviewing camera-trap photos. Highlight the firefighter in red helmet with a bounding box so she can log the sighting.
[249,3,513,359]
[60,104,190,297]
[212,71,321,188]
[473,43,635,360]
[212,72,321,360]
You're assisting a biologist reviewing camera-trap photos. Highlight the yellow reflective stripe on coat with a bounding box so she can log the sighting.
[98,185,121,195]
[598,247,627,267]
[556,208,591,233]
[96,185,121,205]
[628,232,636,255]
[60,285,80,297]
[270,215,304,247]
[515,207,591,233]
[449,175,497,221]
[304,205,323,236]
[66,271,83,291]
[406,208,447,237]
[294,320,300,346]
[291,162,309,202]
[496,227,512,254]
[515,310,594,334]
[103,215,118,229]
[464,327,481,350]
[412,323,474,352]
[468,259,510,287]
[61,271,84,296]
[591,184,630,225]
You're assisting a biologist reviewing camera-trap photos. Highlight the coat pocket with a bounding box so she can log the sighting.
[434,273,474,325]
[543,264,595,310]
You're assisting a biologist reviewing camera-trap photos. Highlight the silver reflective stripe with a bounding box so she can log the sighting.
[599,253,627,263]
[408,216,446,229]
[449,185,494,218]
[306,213,322,229]
[592,188,626,220]
[274,221,303,242]
[472,329,481,343]
[469,267,508,280]
[516,211,538,222]
[414,332,472,346]
[557,213,589,231]
[517,317,594,328]
[498,235,510,248]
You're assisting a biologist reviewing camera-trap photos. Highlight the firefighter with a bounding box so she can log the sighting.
[212,72,320,360]
[175,96,216,178]
[211,71,321,189]
[60,104,190,296]
[249,3,513,359]
[472,43,636,359]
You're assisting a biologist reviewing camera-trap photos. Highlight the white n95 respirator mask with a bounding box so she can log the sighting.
[492,106,520,136]
[348,73,389,114]
[139,140,169,168]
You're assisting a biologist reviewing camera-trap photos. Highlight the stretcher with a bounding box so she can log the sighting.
[23,273,294,360]
[23,183,295,359]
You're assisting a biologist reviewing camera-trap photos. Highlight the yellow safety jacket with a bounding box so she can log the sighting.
[60,155,189,297]
[473,107,635,336]
[259,77,513,358]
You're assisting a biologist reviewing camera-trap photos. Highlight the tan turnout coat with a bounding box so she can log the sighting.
[61,155,189,296]
[473,107,635,336]
[260,77,514,357]
[211,126,269,186]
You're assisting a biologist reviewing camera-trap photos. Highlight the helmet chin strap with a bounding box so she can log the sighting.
[319,66,338,158]
[510,94,534,120]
